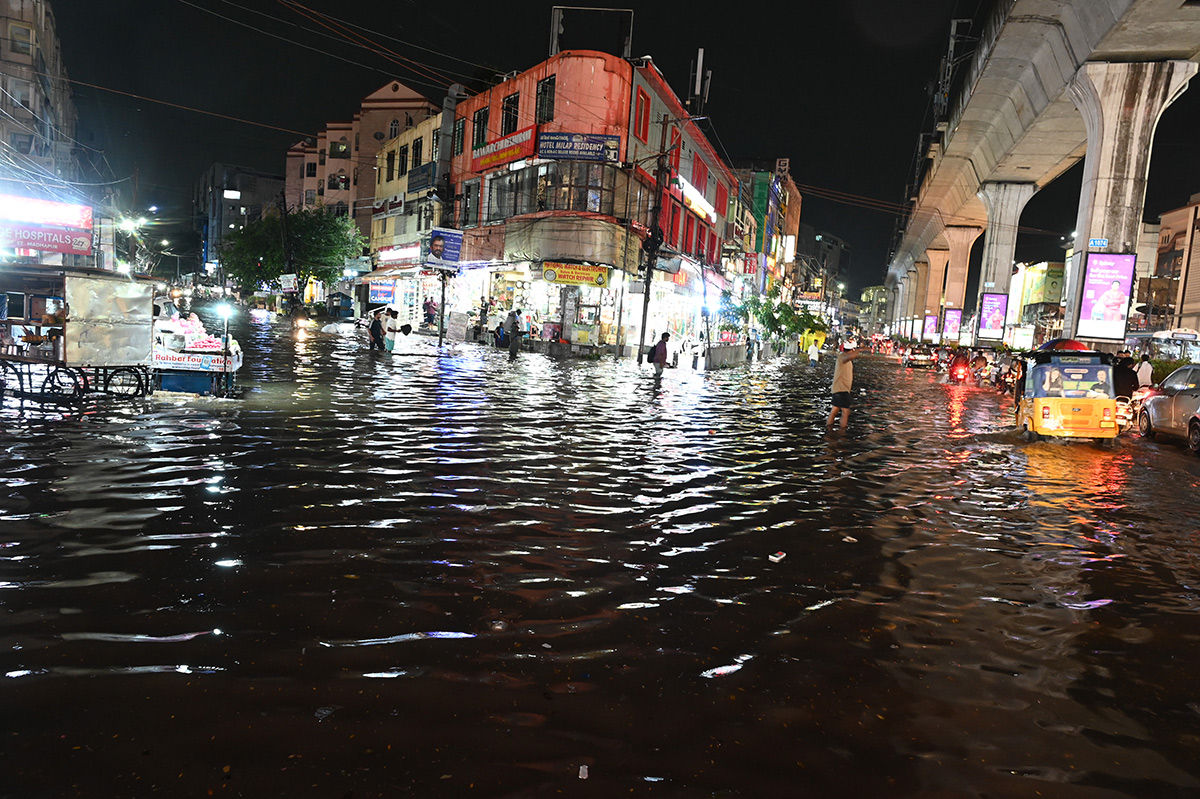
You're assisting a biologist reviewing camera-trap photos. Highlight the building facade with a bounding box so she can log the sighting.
[284,81,438,241]
[0,0,80,201]
[193,163,284,269]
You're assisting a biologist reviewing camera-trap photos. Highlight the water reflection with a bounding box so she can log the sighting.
[3,323,1200,796]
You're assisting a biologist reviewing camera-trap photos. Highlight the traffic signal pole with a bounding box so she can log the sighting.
[637,115,671,365]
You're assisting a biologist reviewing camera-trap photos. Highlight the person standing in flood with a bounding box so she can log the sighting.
[808,340,820,367]
[650,332,671,376]
[368,310,385,351]
[503,309,523,360]
[826,339,863,431]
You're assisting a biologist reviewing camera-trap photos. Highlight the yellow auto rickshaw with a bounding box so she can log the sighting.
[1016,344,1118,442]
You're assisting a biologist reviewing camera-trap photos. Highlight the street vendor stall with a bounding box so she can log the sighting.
[0,265,154,401]
[152,297,243,397]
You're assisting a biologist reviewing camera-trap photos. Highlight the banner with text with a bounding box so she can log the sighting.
[1076,252,1136,341]
[471,126,536,172]
[541,262,610,287]
[537,132,620,163]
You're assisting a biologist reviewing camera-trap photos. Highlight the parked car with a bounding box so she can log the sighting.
[1138,364,1200,453]
[903,346,937,368]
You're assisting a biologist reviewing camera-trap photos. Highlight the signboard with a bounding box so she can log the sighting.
[943,308,962,340]
[446,311,469,342]
[537,132,620,163]
[743,253,759,275]
[368,281,396,304]
[978,292,1008,340]
[471,126,535,172]
[923,314,938,341]
[424,227,463,269]
[1089,238,1109,248]
[1076,252,1136,341]
[407,162,435,193]
[153,349,243,373]
[0,194,94,255]
[541,262,609,287]
[280,273,298,293]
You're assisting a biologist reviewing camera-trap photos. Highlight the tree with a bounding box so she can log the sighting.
[719,285,829,339]
[219,206,366,294]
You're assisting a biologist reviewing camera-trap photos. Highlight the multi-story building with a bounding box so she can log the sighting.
[1150,193,1200,331]
[364,113,447,327]
[193,163,285,270]
[284,81,438,241]
[435,50,739,354]
[859,285,889,336]
[0,0,80,201]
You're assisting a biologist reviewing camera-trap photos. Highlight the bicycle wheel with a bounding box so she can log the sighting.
[104,366,144,396]
[42,367,82,400]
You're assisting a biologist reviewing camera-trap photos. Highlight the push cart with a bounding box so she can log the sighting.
[0,265,154,403]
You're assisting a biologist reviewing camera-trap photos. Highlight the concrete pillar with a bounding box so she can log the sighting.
[977,182,1037,305]
[942,226,984,316]
[922,251,947,337]
[913,260,930,339]
[1063,60,1197,340]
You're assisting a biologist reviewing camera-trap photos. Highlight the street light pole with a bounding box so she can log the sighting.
[637,115,671,365]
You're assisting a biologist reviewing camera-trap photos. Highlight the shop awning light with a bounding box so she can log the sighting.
[677,176,716,223]
[378,245,421,262]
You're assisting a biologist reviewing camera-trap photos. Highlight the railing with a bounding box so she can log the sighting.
[944,0,1018,149]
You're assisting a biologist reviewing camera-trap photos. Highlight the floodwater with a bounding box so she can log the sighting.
[5,312,1200,799]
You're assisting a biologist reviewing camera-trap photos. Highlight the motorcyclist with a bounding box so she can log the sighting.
[948,350,971,379]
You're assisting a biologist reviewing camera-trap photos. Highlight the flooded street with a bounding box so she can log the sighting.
[5,313,1200,798]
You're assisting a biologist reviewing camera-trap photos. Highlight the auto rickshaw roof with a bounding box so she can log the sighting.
[1025,349,1112,366]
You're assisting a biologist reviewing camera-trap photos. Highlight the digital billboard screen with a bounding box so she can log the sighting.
[923,314,938,341]
[943,309,962,340]
[978,293,1008,340]
[1076,252,1136,341]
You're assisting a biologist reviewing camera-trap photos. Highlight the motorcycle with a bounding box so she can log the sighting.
[948,362,973,384]
[1114,396,1134,432]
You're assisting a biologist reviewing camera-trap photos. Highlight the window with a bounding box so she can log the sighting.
[715,182,728,216]
[461,179,481,226]
[668,201,680,247]
[389,119,400,138]
[536,75,556,124]
[329,139,349,159]
[692,158,708,193]
[412,137,423,168]
[319,150,326,166]
[684,214,696,256]
[472,107,489,148]
[430,131,439,165]
[9,24,32,56]
[501,92,520,136]
[304,189,316,205]
[8,132,31,154]
[397,145,408,176]
[328,172,349,191]
[10,79,31,109]
[386,151,395,181]
[452,118,465,156]
[305,162,317,178]
[634,88,650,142]
[483,162,620,222]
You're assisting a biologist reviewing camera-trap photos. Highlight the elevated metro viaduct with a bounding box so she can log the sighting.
[887,0,1200,347]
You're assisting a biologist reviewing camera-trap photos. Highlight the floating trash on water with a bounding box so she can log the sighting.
[579,765,589,779]
[314,705,341,721]
[842,536,858,543]
[768,552,786,563]
[490,620,508,631]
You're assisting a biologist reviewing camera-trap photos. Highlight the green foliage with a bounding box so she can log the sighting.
[1151,358,1188,385]
[220,206,366,293]
[719,285,829,339]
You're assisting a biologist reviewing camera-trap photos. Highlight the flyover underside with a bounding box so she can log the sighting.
[888,0,1200,291]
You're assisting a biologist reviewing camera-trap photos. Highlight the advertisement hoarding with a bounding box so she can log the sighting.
[471,126,535,173]
[424,228,463,269]
[368,281,396,304]
[978,293,1008,340]
[943,308,962,340]
[1076,252,1136,341]
[537,132,620,163]
[923,314,938,341]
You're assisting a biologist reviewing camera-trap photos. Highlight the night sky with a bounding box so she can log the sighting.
[50,0,1200,293]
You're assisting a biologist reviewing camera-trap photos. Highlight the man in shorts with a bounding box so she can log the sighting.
[826,339,863,431]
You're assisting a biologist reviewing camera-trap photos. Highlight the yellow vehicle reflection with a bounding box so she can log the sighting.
[1016,348,1118,442]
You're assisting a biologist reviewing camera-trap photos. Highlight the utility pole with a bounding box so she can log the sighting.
[637,115,671,365]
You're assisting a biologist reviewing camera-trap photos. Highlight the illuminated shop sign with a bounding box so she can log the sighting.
[676,176,716,224]
[540,262,609,287]
[0,193,94,255]
[471,126,536,172]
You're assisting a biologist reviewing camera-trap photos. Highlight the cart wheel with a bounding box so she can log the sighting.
[105,367,144,397]
[42,367,82,400]
[1,362,23,400]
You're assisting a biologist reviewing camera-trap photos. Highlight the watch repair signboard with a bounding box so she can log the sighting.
[540,262,609,287]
